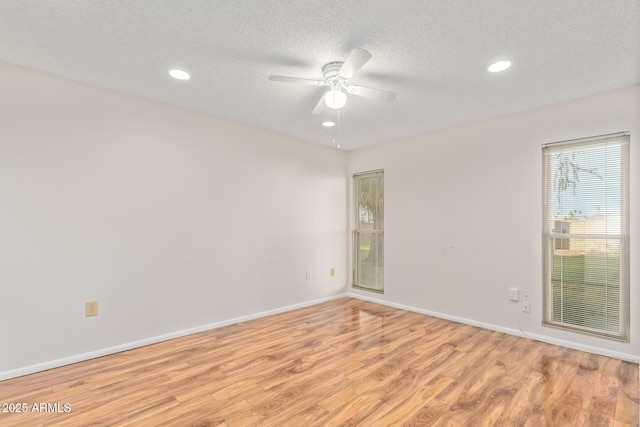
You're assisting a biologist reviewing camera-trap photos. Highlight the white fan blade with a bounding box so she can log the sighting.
[312,94,327,114]
[348,85,397,103]
[338,48,372,78]
[268,75,325,86]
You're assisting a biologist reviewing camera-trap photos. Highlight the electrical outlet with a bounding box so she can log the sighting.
[85,301,99,317]
[305,272,311,280]
[522,290,530,313]
[330,268,335,277]
[509,288,519,301]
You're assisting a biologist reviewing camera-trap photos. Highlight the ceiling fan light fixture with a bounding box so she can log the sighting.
[322,121,336,127]
[324,89,347,109]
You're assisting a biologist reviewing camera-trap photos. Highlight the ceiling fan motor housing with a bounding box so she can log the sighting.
[323,62,345,86]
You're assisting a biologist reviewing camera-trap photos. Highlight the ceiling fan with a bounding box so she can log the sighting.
[268,48,397,114]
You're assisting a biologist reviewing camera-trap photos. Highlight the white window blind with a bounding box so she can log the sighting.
[353,170,384,292]
[542,132,630,341]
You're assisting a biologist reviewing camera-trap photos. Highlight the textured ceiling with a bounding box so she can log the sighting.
[1,0,639,150]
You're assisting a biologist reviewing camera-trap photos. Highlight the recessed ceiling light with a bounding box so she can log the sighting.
[322,121,336,127]
[169,69,191,80]
[488,61,511,73]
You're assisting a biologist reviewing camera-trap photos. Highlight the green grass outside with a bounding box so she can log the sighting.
[551,254,621,332]
[356,242,383,291]
[552,254,620,286]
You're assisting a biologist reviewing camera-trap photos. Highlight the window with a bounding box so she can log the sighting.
[353,170,384,292]
[542,132,630,341]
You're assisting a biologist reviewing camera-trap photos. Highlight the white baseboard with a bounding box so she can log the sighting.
[0,293,348,381]
[348,293,640,364]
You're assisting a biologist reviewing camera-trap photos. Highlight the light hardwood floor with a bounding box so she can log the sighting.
[0,297,637,426]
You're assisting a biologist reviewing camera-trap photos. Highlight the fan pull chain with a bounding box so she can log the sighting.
[336,108,341,148]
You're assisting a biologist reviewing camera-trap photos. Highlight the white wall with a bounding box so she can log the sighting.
[0,62,348,378]
[348,85,640,361]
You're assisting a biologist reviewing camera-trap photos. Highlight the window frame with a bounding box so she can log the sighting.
[541,132,630,341]
[352,170,384,293]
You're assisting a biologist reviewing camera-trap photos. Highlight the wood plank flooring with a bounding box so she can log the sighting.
[0,297,637,426]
